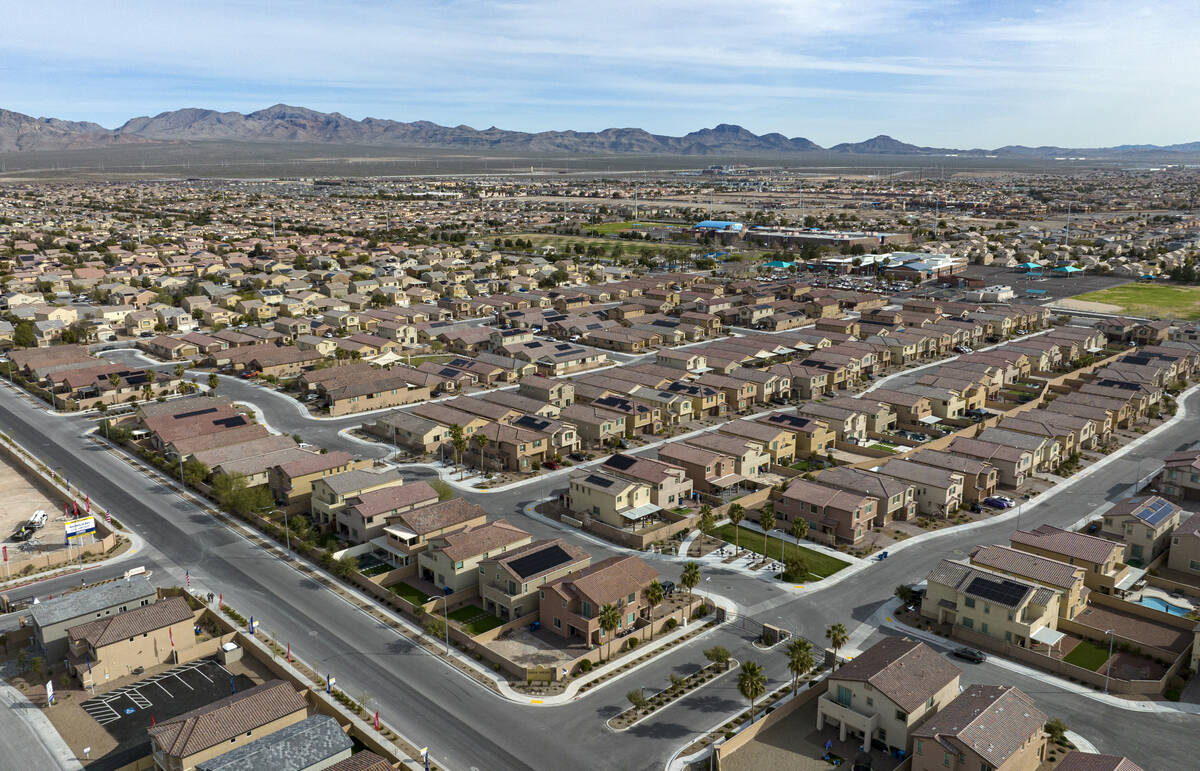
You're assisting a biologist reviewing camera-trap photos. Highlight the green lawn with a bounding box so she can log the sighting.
[713,523,849,580]
[868,443,899,453]
[448,604,504,635]
[1063,639,1112,671]
[1071,283,1200,320]
[585,220,679,234]
[405,354,456,366]
[388,581,431,606]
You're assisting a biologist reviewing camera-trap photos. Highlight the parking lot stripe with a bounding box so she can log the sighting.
[174,672,194,690]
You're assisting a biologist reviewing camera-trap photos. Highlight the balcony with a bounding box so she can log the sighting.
[817,692,879,741]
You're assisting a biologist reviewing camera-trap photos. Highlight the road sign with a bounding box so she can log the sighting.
[65,516,96,538]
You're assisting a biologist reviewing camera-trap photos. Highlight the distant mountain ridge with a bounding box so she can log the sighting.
[1,104,1198,158]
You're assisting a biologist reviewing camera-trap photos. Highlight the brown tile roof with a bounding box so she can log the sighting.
[1055,753,1144,771]
[829,637,960,712]
[148,680,307,759]
[432,519,530,562]
[325,751,393,771]
[553,555,658,607]
[1011,524,1121,565]
[388,498,486,536]
[969,544,1083,590]
[912,685,1045,768]
[275,450,354,479]
[486,538,590,583]
[173,424,271,457]
[67,596,193,649]
[350,481,440,519]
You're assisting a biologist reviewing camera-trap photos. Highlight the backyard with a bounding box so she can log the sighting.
[448,604,504,635]
[713,523,848,579]
[1070,283,1200,320]
[1062,639,1111,671]
[388,581,431,606]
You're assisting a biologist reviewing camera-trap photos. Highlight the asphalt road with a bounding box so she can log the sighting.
[3,375,1200,768]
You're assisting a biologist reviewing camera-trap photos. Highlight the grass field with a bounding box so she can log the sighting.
[448,604,504,635]
[1063,639,1111,671]
[1070,283,1200,320]
[584,220,680,234]
[388,581,431,606]
[713,523,849,580]
[405,354,456,366]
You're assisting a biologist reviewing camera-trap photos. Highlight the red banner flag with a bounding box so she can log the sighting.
[2,546,6,562]
[374,710,380,731]
[169,628,174,648]
[106,510,111,524]
[73,500,79,516]
[64,502,69,518]
[218,593,223,609]
[86,495,90,513]
[151,715,155,727]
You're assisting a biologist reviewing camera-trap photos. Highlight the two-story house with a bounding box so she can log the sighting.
[1100,495,1182,564]
[538,555,660,647]
[417,519,532,592]
[479,538,591,622]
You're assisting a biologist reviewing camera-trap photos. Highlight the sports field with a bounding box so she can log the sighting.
[1069,283,1200,320]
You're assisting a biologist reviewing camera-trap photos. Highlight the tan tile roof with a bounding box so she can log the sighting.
[912,685,1045,768]
[325,751,393,771]
[148,680,307,759]
[68,596,193,649]
[1055,753,1144,771]
[829,637,960,712]
[433,519,530,562]
[969,544,1082,590]
[1011,524,1120,565]
[388,498,486,536]
[350,481,439,519]
[553,555,658,607]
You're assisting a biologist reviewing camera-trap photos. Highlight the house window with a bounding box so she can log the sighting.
[553,617,561,629]
[866,696,873,707]
[895,709,906,722]
[964,597,975,608]
[962,617,974,629]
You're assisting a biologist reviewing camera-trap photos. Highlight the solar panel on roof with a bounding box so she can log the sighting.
[585,474,614,488]
[605,454,636,471]
[1140,498,1176,526]
[173,407,220,420]
[966,576,1029,607]
[507,545,574,579]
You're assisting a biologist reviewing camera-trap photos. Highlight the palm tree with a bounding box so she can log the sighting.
[108,372,121,393]
[738,660,767,722]
[598,603,621,660]
[759,508,775,557]
[174,364,185,379]
[680,562,701,602]
[786,638,815,694]
[472,432,490,472]
[790,518,808,544]
[826,623,849,669]
[644,580,664,638]
[449,424,467,479]
[728,503,745,553]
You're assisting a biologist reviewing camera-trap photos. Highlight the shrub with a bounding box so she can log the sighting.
[577,659,593,674]
[627,637,640,650]
[663,618,678,632]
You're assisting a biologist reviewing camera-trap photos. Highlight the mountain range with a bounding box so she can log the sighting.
[2,104,1199,159]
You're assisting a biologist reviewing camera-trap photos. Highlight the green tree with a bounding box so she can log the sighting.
[211,472,271,516]
[644,580,665,638]
[108,372,122,393]
[826,623,849,669]
[174,364,186,379]
[1045,718,1069,745]
[207,372,219,394]
[12,321,35,348]
[783,555,809,582]
[182,459,209,487]
[786,638,815,694]
[697,507,715,537]
[680,561,701,602]
[895,584,914,605]
[330,555,358,578]
[449,424,468,479]
[598,603,621,660]
[790,518,808,543]
[472,432,490,472]
[737,660,767,722]
[759,508,775,556]
[728,503,745,552]
[29,656,44,680]
[627,688,647,710]
[704,645,732,671]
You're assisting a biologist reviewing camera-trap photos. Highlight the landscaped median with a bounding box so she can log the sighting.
[608,654,737,730]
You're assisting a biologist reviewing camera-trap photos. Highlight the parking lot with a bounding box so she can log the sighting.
[0,453,68,554]
[78,657,256,767]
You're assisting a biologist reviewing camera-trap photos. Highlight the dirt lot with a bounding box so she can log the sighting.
[0,453,70,555]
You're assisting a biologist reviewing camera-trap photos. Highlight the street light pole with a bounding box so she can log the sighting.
[442,593,450,655]
[1103,629,1115,694]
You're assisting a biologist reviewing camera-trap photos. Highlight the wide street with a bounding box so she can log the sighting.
[1,375,1199,768]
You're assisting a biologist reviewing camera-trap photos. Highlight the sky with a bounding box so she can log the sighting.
[2,0,1197,148]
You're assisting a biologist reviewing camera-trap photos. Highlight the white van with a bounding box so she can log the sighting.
[28,510,47,529]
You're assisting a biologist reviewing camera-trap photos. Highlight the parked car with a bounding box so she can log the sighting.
[568,452,587,462]
[952,647,987,663]
[970,502,984,513]
[983,496,1012,509]
[660,580,676,595]
[996,495,1016,506]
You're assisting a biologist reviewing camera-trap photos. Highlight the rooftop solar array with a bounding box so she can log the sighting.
[584,474,614,488]
[1137,497,1177,527]
[508,544,574,579]
[965,576,1029,608]
[604,454,636,471]
[174,407,220,421]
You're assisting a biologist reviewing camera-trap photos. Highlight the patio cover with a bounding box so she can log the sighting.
[1031,626,1066,647]
[1114,566,1147,592]
[919,415,942,425]
[708,473,746,489]
[619,503,661,522]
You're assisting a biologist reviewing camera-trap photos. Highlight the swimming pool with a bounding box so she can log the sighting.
[1137,596,1192,616]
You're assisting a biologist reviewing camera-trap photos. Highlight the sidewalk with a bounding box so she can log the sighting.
[0,682,81,770]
